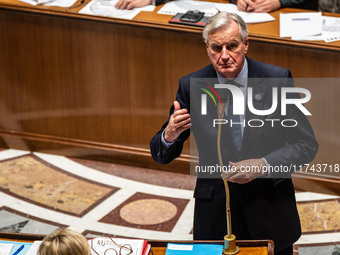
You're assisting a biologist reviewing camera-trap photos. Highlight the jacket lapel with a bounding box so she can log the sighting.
[242,79,267,155]
[241,58,267,156]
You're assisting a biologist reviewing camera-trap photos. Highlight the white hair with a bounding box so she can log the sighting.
[203,12,248,43]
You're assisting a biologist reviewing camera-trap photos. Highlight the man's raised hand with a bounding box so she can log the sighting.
[164,101,191,143]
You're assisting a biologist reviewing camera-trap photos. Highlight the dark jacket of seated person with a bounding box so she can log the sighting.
[280,0,318,10]
[230,0,318,12]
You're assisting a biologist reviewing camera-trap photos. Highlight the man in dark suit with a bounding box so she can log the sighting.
[150,12,318,255]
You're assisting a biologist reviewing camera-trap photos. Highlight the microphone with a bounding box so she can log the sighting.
[215,85,228,119]
[215,81,240,255]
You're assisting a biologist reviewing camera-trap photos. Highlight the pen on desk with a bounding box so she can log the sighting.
[67,0,85,9]
[12,245,24,255]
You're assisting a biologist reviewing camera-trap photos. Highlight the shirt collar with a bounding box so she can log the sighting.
[216,58,248,88]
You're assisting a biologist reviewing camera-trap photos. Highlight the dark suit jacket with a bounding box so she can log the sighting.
[150,57,318,252]
[280,0,318,10]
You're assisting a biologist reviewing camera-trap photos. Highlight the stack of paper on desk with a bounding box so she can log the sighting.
[280,12,340,42]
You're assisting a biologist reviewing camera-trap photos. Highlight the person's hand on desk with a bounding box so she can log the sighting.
[115,0,151,9]
[237,0,281,12]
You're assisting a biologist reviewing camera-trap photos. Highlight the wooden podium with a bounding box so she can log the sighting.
[0,232,274,255]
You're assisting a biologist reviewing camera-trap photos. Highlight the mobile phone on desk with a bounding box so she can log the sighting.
[180,10,204,23]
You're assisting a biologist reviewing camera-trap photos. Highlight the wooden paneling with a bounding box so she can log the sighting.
[247,41,340,77]
[0,3,339,172]
[0,9,210,171]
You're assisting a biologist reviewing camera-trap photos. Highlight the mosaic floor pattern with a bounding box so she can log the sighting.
[0,149,339,254]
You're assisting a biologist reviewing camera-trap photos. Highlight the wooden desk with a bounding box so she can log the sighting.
[0,1,339,172]
[0,231,44,242]
[0,232,274,255]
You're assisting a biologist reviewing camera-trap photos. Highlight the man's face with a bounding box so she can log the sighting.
[206,21,249,79]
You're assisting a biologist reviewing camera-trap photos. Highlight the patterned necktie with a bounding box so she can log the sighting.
[227,89,243,152]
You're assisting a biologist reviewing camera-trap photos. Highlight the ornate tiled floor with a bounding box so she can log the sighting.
[0,149,339,254]
[0,149,195,240]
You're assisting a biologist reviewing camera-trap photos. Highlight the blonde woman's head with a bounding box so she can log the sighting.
[38,228,91,255]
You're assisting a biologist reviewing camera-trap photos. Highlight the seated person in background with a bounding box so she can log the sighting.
[235,0,318,12]
[115,0,317,11]
[115,0,156,10]
[319,0,340,13]
[38,228,91,255]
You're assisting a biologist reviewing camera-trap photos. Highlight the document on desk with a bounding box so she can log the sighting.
[214,3,275,24]
[0,241,32,255]
[280,12,322,38]
[322,16,340,42]
[0,243,13,255]
[79,0,155,20]
[158,0,219,17]
[44,0,77,7]
[17,0,77,7]
[89,238,147,255]
[281,14,340,42]
[25,241,42,255]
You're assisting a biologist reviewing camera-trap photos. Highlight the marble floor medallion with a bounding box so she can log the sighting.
[100,192,190,232]
[120,199,178,225]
